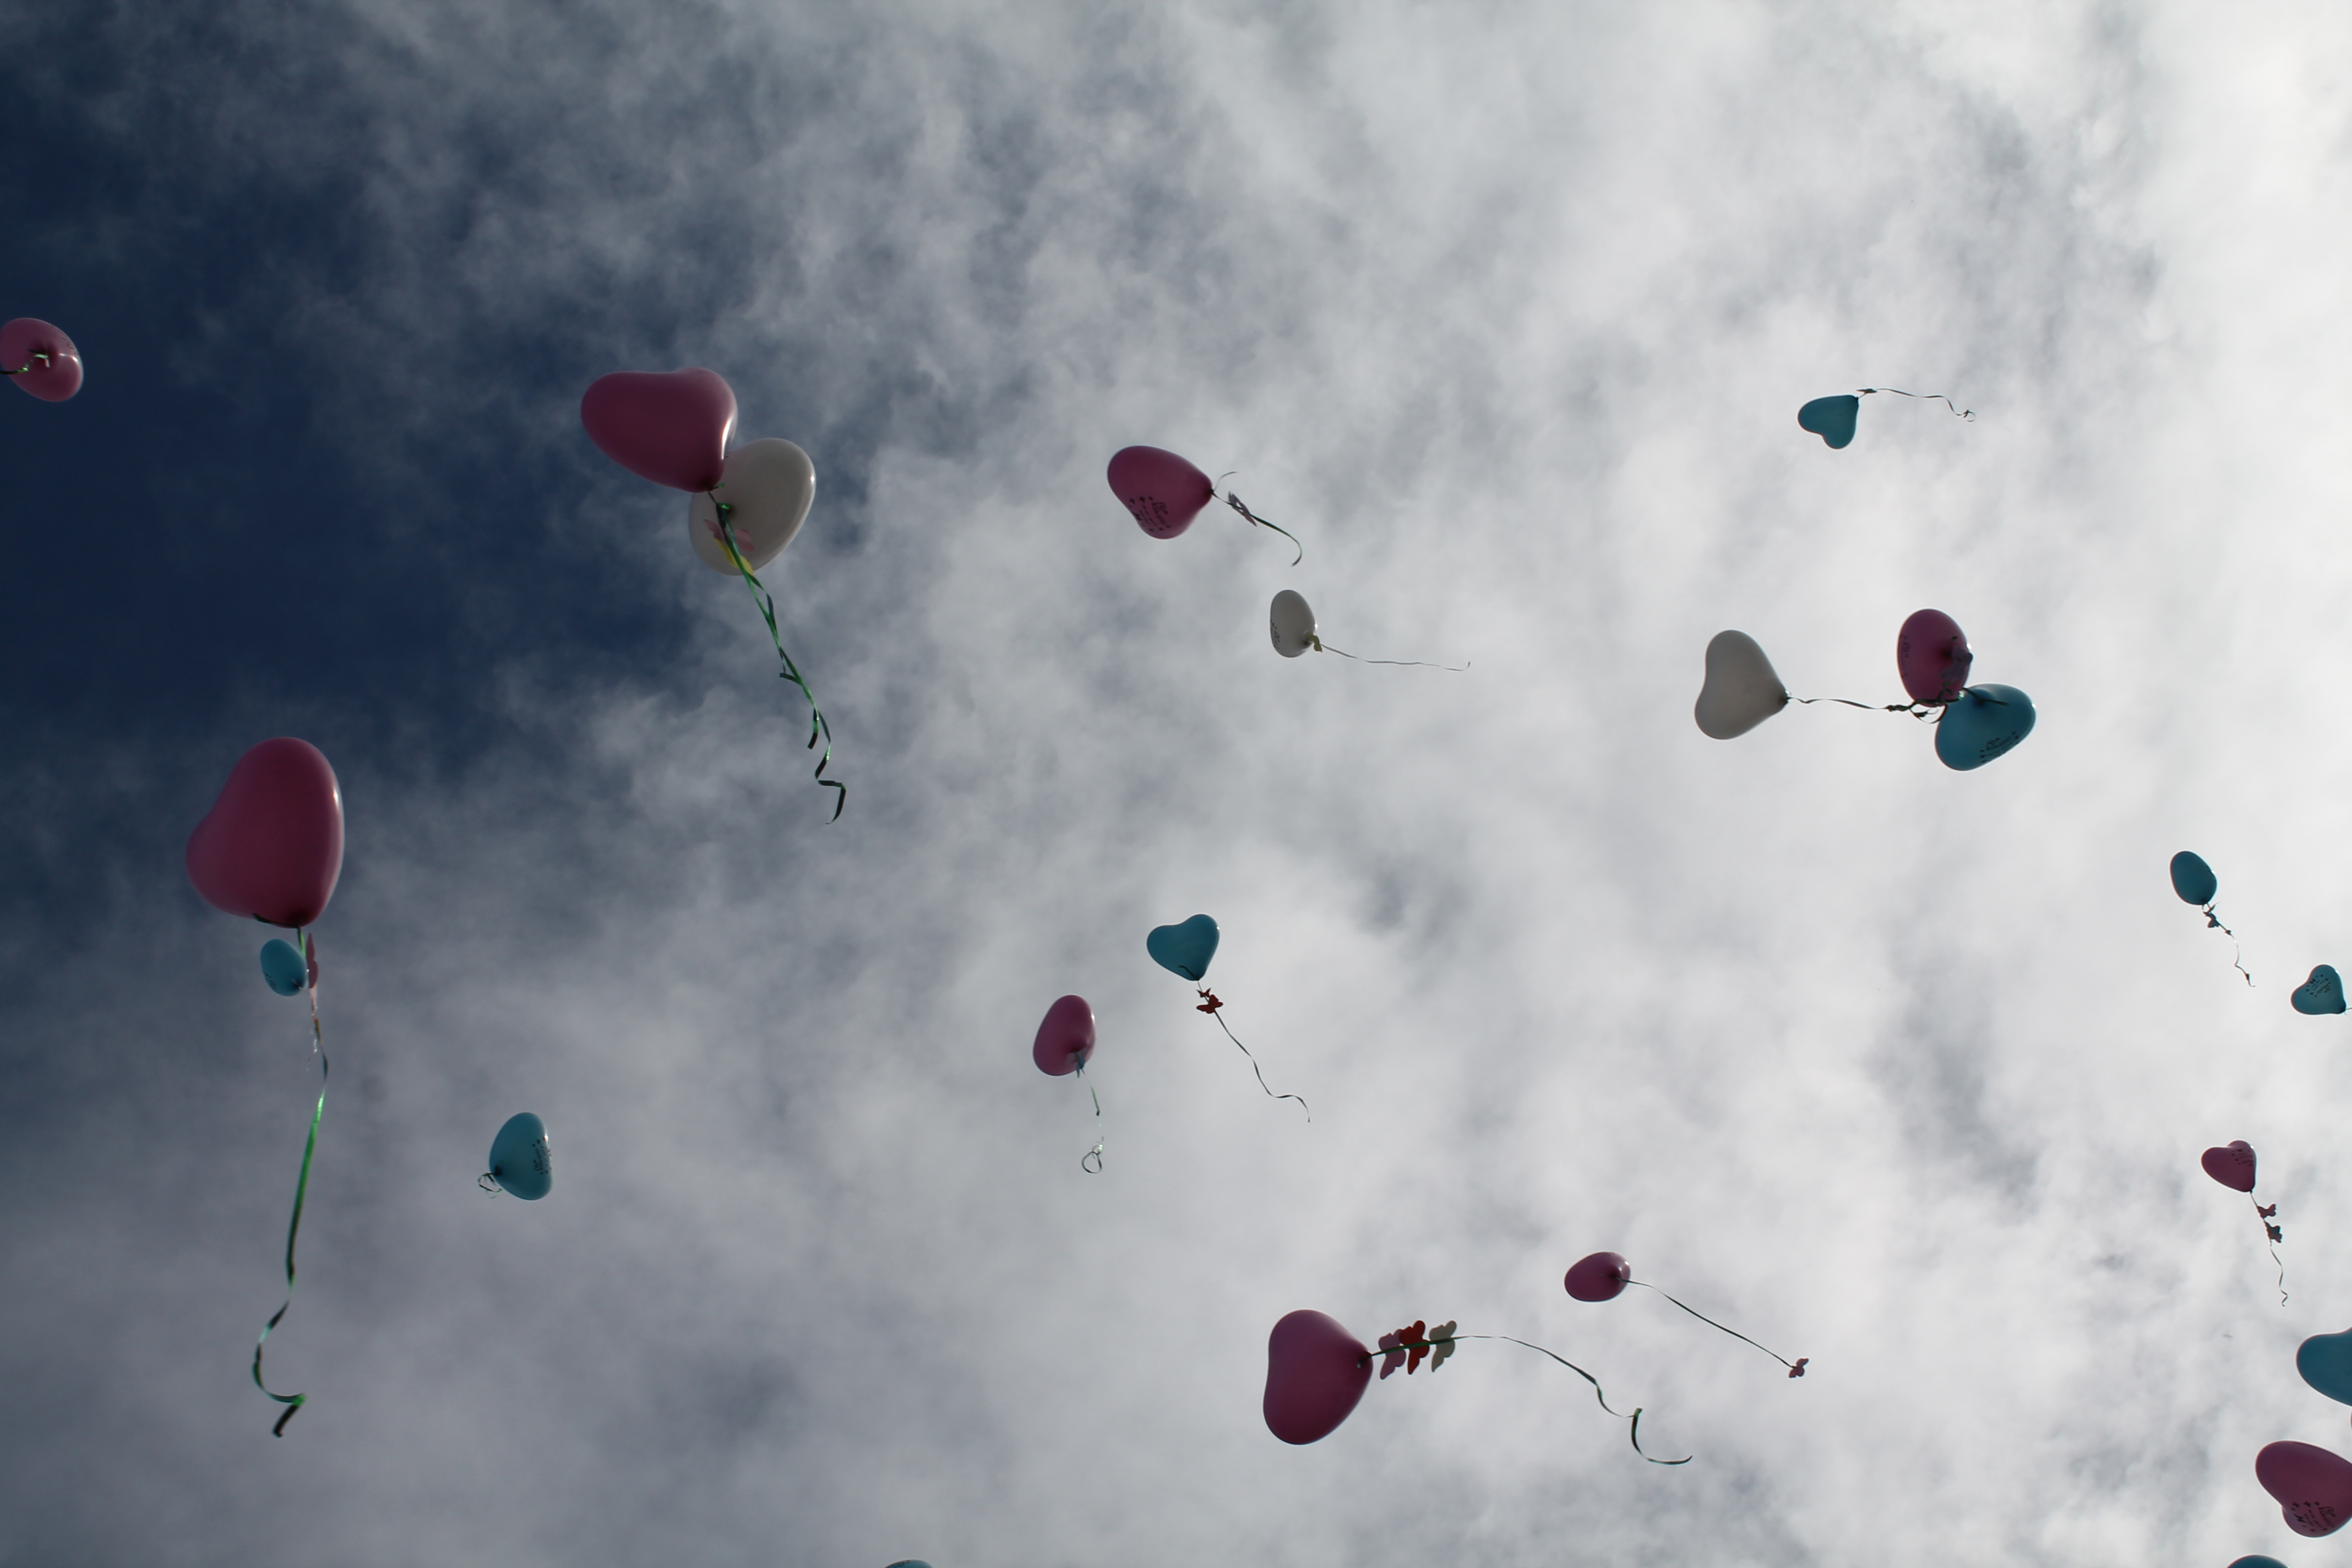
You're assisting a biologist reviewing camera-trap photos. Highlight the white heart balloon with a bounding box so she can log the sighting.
[1270,589,1317,658]
[1693,630,1790,739]
[688,438,815,575]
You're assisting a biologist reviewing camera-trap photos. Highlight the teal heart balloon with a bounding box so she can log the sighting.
[2294,965,2346,1016]
[2301,1330,2352,1406]
[258,938,308,997]
[1797,395,1859,449]
[1934,685,2037,771]
[485,1112,553,1200]
[2228,1557,2290,1568]
[1147,914,1219,981]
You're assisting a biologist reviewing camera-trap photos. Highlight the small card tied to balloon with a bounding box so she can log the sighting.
[1694,631,1790,739]
[1566,1250,1808,1376]
[579,368,737,492]
[2205,1141,2285,1299]
[2257,1439,2352,1537]
[1268,589,1465,671]
[1148,915,1309,1120]
[481,1113,552,1200]
[1,317,83,401]
[1265,1307,1688,1462]
[1107,445,1303,561]
[1032,995,1103,1173]
[2293,965,2345,1016]
[1931,685,2037,771]
[1894,609,1973,707]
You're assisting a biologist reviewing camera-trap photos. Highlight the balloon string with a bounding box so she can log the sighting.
[1310,636,1468,673]
[1627,1279,1805,1375]
[254,927,326,1436]
[1211,480,1304,565]
[1858,387,1975,421]
[1364,1332,1690,1465]
[1,352,49,375]
[2204,905,2253,985]
[1196,990,1310,1120]
[1790,695,1941,721]
[1076,1061,1104,1174]
[2250,1192,2287,1304]
[712,500,846,821]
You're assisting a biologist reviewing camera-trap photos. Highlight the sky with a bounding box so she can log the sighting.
[3,1,2351,1564]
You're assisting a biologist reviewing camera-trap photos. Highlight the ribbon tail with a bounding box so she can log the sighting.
[1314,642,1468,672]
[1077,1063,1105,1173]
[1477,1335,1691,1465]
[1632,1281,1800,1373]
[715,507,847,820]
[1859,386,1975,422]
[1222,492,1304,565]
[255,928,328,1435]
[1207,1009,1310,1121]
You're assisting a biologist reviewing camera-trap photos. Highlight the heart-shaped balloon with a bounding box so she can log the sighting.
[2170,850,2219,907]
[2201,1140,2257,1194]
[186,738,345,928]
[1694,630,1790,739]
[1107,446,1215,540]
[1262,1309,1373,1445]
[258,938,311,997]
[580,368,737,492]
[2,317,82,402]
[687,437,815,575]
[1895,609,1973,706]
[486,1112,552,1201]
[2227,1557,2290,1568]
[1146,914,1219,982]
[1797,394,1859,449]
[1932,685,2036,771]
[2294,966,2346,1016]
[2258,1440,2352,1536]
[1270,589,1317,658]
[1565,1251,1631,1303]
[2300,1330,2352,1407]
[1032,994,1097,1077]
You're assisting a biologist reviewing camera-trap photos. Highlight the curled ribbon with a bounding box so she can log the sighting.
[1076,1061,1105,1174]
[710,501,846,821]
[1363,1324,1690,1465]
[1626,1278,1806,1377]
[1857,386,1974,421]
[1210,475,1304,564]
[253,927,325,1436]
[1194,988,1310,1120]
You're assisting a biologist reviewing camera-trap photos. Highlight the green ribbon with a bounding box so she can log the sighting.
[711,501,846,821]
[253,927,325,1436]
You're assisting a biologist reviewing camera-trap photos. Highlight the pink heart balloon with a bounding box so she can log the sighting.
[1106,446,1214,540]
[1032,994,1096,1077]
[1565,1251,1631,1303]
[580,368,737,492]
[1263,1310,1373,1445]
[2202,1140,2257,1194]
[2,317,83,402]
[1896,609,1973,706]
[2258,1440,2352,1536]
[186,739,345,929]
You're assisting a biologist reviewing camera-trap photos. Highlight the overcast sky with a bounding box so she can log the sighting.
[4,2,2351,1564]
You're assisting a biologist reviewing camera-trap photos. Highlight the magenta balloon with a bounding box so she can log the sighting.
[580,368,738,492]
[1262,1310,1373,1445]
[1895,609,1973,706]
[2,317,83,402]
[1564,1251,1631,1303]
[1106,445,1215,540]
[2202,1140,2257,1194]
[1032,994,1097,1077]
[185,738,345,929]
[2258,1440,2352,1537]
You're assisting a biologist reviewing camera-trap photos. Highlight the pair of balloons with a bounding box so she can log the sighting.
[1695,612,2035,771]
[1106,445,1302,561]
[482,1113,553,1200]
[3,317,82,401]
[579,368,815,573]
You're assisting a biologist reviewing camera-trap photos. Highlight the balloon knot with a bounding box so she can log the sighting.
[478,1173,502,1195]
[1787,1358,1809,1379]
